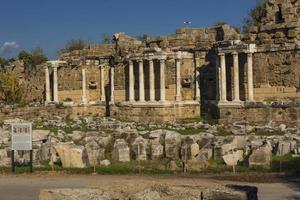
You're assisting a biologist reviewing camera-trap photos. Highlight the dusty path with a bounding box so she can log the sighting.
[0,174,299,200]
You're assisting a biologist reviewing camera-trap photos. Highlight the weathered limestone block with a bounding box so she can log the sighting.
[150,139,164,160]
[32,130,50,142]
[276,141,296,156]
[249,144,272,168]
[34,143,50,165]
[85,142,105,166]
[0,149,10,166]
[0,129,10,146]
[219,136,247,156]
[222,150,244,166]
[68,131,84,141]
[39,189,111,200]
[288,29,297,38]
[100,159,111,166]
[181,137,200,160]
[149,129,165,142]
[112,139,130,162]
[54,143,89,168]
[132,136,148,161]
[164,130,181,159]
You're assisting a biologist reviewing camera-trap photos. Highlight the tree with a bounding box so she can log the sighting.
[58,39,86,55]
[0,57,8,66]
[18,50,33,67]
[18,48,48,72]
[31,47,48,67]
[243,0,267,33]
[0,73,23,104]
[101,33,111,44]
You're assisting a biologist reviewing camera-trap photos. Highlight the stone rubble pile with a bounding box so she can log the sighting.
[1,117,300,169]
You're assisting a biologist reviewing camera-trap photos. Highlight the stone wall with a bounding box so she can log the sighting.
[110,103,200,123]
[0,105,106,121]
[218,105,300,125]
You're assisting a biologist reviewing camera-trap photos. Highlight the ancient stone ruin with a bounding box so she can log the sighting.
[1,0,300,124]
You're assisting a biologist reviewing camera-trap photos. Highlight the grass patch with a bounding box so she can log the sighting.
[271,154,300,174]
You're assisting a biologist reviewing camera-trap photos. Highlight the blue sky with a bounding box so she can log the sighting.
[0,0,257,59]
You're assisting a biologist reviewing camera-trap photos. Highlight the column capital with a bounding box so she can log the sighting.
[144,56,154,62]
[246,51,253,56]
[175,52,182,60]
[232,51,238,56]
[128,60,133,65]
[99,64,105,69]
[137,59,143,63]
[157,55,167,61]
[218,52,225,57]
[159,58,166,63]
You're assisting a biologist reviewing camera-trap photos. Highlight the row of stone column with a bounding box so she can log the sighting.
[111,55,183,103]
[217,52,254,103]
[45,62,106,105]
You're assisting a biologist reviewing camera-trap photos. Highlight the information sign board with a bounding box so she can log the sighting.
[11,123,32,151]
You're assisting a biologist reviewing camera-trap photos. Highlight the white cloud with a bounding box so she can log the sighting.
[0,41,19,55]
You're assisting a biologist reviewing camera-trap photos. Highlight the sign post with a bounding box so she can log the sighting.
[11,122,33,173]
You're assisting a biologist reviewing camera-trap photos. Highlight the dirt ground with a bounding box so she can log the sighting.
[0,173,299,200]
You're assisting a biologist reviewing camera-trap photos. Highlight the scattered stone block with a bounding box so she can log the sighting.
[112,139,130,162]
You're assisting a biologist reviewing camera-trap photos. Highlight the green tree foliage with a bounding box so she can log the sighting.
[243,0,267,33]
[0,73,23,104]
[31,47,48,66]
[18,47,48,71]
[0,57,8,66]
[101,33,112,44]
[18,50,32,67]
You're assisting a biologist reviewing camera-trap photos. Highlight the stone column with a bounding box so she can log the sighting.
[44,66,51,104]
[159,59,166,102]
[128,61,135,102]
[219,53,227,102]
[149,59,155,101]
[100,65,106,102]
[53,65,59,103]
[138,59,145,102]
[81,68,88,105]
[175,53,182,101]
[232,52,240,102]
[247,52,254,101]
[110,67,115,104]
